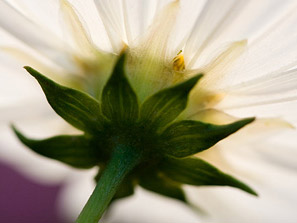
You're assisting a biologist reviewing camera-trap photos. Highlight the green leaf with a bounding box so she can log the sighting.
[160,157,257,196]
[13,126,99,168]
[24,66,103,133]
[140,74,203,130]
[160,118,255,158]
[139,171,186,202]
[101,53,139,124]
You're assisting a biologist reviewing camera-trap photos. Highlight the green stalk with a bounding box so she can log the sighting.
[76,144,142,223]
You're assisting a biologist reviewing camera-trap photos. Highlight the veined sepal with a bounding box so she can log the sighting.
[138,171,187,202]
[139,73,203,131]
[160,156,258,196]
[12,126,102,169]
[24,66,104,134]
[101,53,139,125]
[159,117,255,158]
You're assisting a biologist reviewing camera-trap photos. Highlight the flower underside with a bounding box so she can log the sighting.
[13,51,256,223]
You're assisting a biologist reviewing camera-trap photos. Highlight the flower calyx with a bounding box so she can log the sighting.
[13,51,257,222]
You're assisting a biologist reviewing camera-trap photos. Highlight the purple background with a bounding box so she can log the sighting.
[0,161,69,223]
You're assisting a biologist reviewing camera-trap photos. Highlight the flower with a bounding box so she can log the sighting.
[1,0,297,222]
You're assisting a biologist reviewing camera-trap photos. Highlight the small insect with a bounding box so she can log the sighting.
[173,50,185,71]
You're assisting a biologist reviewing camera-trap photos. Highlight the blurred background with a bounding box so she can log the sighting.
[0,160,68,223]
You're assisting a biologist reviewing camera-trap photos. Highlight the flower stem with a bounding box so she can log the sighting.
[76,144,142,223]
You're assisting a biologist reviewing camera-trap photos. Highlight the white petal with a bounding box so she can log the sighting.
[163,0,206,54]
[0,60,43,109]
[184,40,247,116]
[193,144,297,222]
[59,165,201,223]
[1,46,69,80]
[58,0,119,89]
[191,109,294,174]
[215,0,297,42]
[216,55,297,118]
[255,131,297,171]
[187,127,297,222]
[220,4,297,87]
[5,0,64,39]
[227,68,297,96]
[105,188,201,223]
[0,1,71,69]
[59,0,97,57]
[184,0,247,69]
[194,0,297,57]
[218,98,297,129]
[127,0,180,101]
[121,0,157,45]
[195,40,247,89]
[61,0,113,52]
[94,0,126,52]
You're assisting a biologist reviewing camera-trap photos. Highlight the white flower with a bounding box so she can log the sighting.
[1,0,297,222]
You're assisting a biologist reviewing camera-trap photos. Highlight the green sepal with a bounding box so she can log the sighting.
[139,74,203,130]
[160,118,255,158]
[160,157,257,196]
[101,53,139,124]
[24,66,103,133]
[112,177,134,202]
[139,171,186,202]
[13,126,99,169]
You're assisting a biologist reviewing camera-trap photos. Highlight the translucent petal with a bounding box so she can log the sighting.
[60,183,201,222]
[1,46,68,81]
[193,40,247,89]
[184,0,247,69]
[166,0,206,54]
[190,109,294,174]
[63,0,113,52]
[59,0,98,57]
[0,59,45,110]
[94,0,125,52]
[184,0,297,70]
[256,133,297,171]
[121,0,158,45]
[184,40,247,116]
[219,4,297,88]
[219,98,297,128]
[5,0,64,39]
[0,1,70,68]
[185,117,297,222]
[228,68,297,96]
[186,137,297,222]
[126,0,180,101]
[211,0,297,43]
[185,4,297,124]
[218,61,297,114]
[103,188,201,223]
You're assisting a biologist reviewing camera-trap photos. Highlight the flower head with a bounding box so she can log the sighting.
[1,0,297,222]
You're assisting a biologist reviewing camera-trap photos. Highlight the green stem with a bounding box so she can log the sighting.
[76,144,142,223]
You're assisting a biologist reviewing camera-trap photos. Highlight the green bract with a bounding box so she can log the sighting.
[13,52,256,223]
